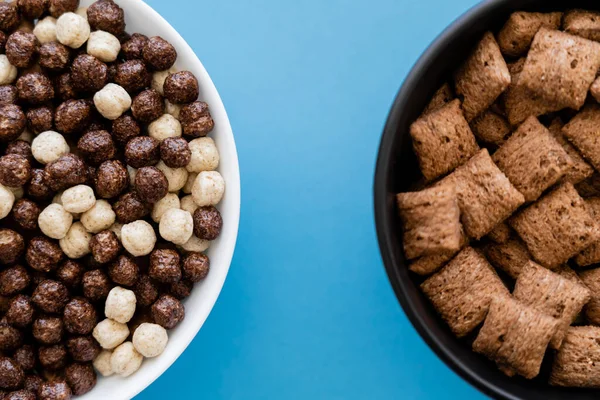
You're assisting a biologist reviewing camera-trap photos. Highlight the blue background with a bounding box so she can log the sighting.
[137,0,486,399]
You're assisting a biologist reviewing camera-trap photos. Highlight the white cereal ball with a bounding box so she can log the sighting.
[110,342,143,377]
[0,55,18,86]
[31,131,69,165]
[33,16,57,44]
[59,222,92,259]
[94,83,132,120]
[61,185,96,213]
[7,186,23,201]
[105,287,137,324]
[151,68,176,96]
[121,220,156,257]
[179,235,210,253]
[187,137,220,173]
[148,114,182,141]
[93,318,130,350]
[38,204,73,239]
[156,161,188,193]
[180,195,198,215]
[75,7,88,19]
[0,184,15,220]
[159,208,193,246]
[87,30,121,62]
[93,350,113,377]
[192,171,225,207]
[109,223,123,242]
[127,166,137,186]
[17,129,34,143]
[56,12,91,49]
[132,323,168,358]
[183,172,197,194]
[81,200,116,234]
[151,193,180,223]
[165,99,181,120]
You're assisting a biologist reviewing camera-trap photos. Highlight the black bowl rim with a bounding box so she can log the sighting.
[374,0,522,399]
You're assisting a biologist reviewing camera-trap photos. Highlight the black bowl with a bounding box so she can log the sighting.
[374,0,600,399]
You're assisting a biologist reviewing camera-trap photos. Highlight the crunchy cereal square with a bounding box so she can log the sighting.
[580,268,600,325]
[550,326,600,387]
[510,183,600,268]
[562,105,600,171]
[519,28,600,111]
[575,198,600,267]
[548,118,593,185]
[473,295,559,379]
[564,9,600,42]
[421,247,508,337]
[409,227,468,276]
[454,32,511,121]
[497,11,563,57]
[493,116,572,202]
[484,237,532,279]
[470,109,511,146]
[422,83,454,116]
[410,99,479,181]
[396,183,462,260]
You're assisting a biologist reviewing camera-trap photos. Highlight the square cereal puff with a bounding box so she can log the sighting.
[487,222,511,244]
[513,261,591,349]
[555,264,585,285]
[470,109,511,146]
[396,183,462,260]
[575,198,600,267]
[493,116,572,202]
[510,183,600,268]
[484,237,532,279]
[421,247,508,337]
[564,10,600,42]
[438,148,525,239]
[409,99,479,181]
[519,28,600,111]
[579,268,600,325]
[454,32,511,121]
[497,11,563,57]
[562,105,600,171]
[548,118,593,185]
[409,227,469,276]
[473,295,559,379]
[422,83,454,116]
[576,172,600,198]
[550,326,600,387]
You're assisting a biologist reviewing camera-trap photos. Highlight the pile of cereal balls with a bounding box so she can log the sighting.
[0,0,224,398]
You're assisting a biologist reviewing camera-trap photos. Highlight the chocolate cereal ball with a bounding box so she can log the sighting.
[26,106,53,134]
[108,255,139,287]
[113,192,151,224]
[0,229,25,265]
[32,280,69,314]
[26,169,53,201]
[5,295,34,328]
[23,375,42,394]
[124,136,160,168]
[54,99,91,135]
[0,265,30,296]
[12,199,41,231]
[6,31,38,69]
[133,275,158,307]
[77,130,116,165]
[66,336,100,362]
[169,279,192,300]
[0,105,26,142]
[55,73,76,101]
[183,252,210,282]
[135,166,168,204]
[111,113,140,144]
[17,0,48,20]
[164,71,199,104]
[32,316,63,345]
[0,323,23,352]
[56,260,84,289]
[38,42,70,71]
[6,140,33,162]
[38,344,66,370]
[149,249,181,284]
[13,345,35,371]
[48,0,78,17]
[121,33,147,60]
[26,237,63,273]
[87,0,125,36]
[38,380,71,400]
[5,390,36,400]
[180,101,214,137]
[143,36,176,71]
[16,73,54,105]
[71,54,108,93]
[160,137,191,168]
[114,59,151,94]
[63,297,96,335]
[44,154,88,192]
[65,363,96,396]
[131,89,163,123]
[193,206,223,240]
[94,160,127,199]
[0,85,18,105]
[151,294,184,329]
[89,230,120,264]
[0,357,24,390]
[81,269,111,302]
[0,155,31,187]
[0,3,21,32]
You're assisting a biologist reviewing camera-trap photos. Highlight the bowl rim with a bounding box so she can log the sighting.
[373,0,520,399]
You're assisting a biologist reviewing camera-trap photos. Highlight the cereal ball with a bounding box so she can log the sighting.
[56,260,83,288]
[63,297,96,334]
[32,316,63,344]
[108,255,138,287]
[93,349,113,377]
[93,83,131,120]
[192,171,225,207]
[151,193,180,223]
[87,0,124,36]
[46,155,88,194]
[54,72,76,100]
[65,363,95,396]
[0,265,30,296]
[38,344,67,370]
[81,269,111,302]
[164,71,199,104]
[132,275,157,307]
[70,54,107,92]
[150,67,175,96]
[183,172,197,194]
[151,294,184,329]
[38,381,71,400]
[131,88,163,123]
[67,335,100,362]
[183,252,210,282]
[111,113,139,144]
[6,295,34,328]
[169,279,192,299]
[93,318,128,349]
[6,31,38,69]
[23,376,41,394]
[12,199,40,230]
[135,166,168,204]
[26,106,53,134]
[59,222,91,259]
[26,236,63,272]
[165,99,181,119]
[54,99,91,135]
[94,160,127,199]
[26,170,51,202]
[38,204,73,239]
[179,196,197,217]
[16,73,54,105]
[113,192,151,224]
[121,33,147,60]
[0,85,18,105]
[105,286,136,324]
[33,16,57,44]
[38,42,70,71]
[31,131,69,165]
[0,229,24,265]
[18,0,48,20]
[147,117,181,146]
[87,30,120,63]
[143,36,176,71]
[77,130,116,165]
[110,342,141,378]
[0,56,18,86]
[132,323,167,358]
[121,220,156,257]
[180,101,214,138]
[0,184,15,219]
[6,143,32,168]
[49,0,78,17]
[5,390,36,400]
[0,322,23,351]
[13,345,35,371]
[124,136,160,168]
[149,249,181,284]
[0,357,24,390]
[114,59,151,94]
[0,2,21,32]
[56,12,89,49]
[193,206,223,240]
[89,230,120,264]
[32,280,69,313]
[160,137,190,168]
[0,105,26,142]
[156,160,188,193]
[187,137,219,173]
[159,208,193,246]
[61,185,95,213]
[0,155,31,188]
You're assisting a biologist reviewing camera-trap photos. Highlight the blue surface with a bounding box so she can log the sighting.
[137,0,487,399]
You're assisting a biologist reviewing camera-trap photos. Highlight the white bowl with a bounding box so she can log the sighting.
[77,0,241,398]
